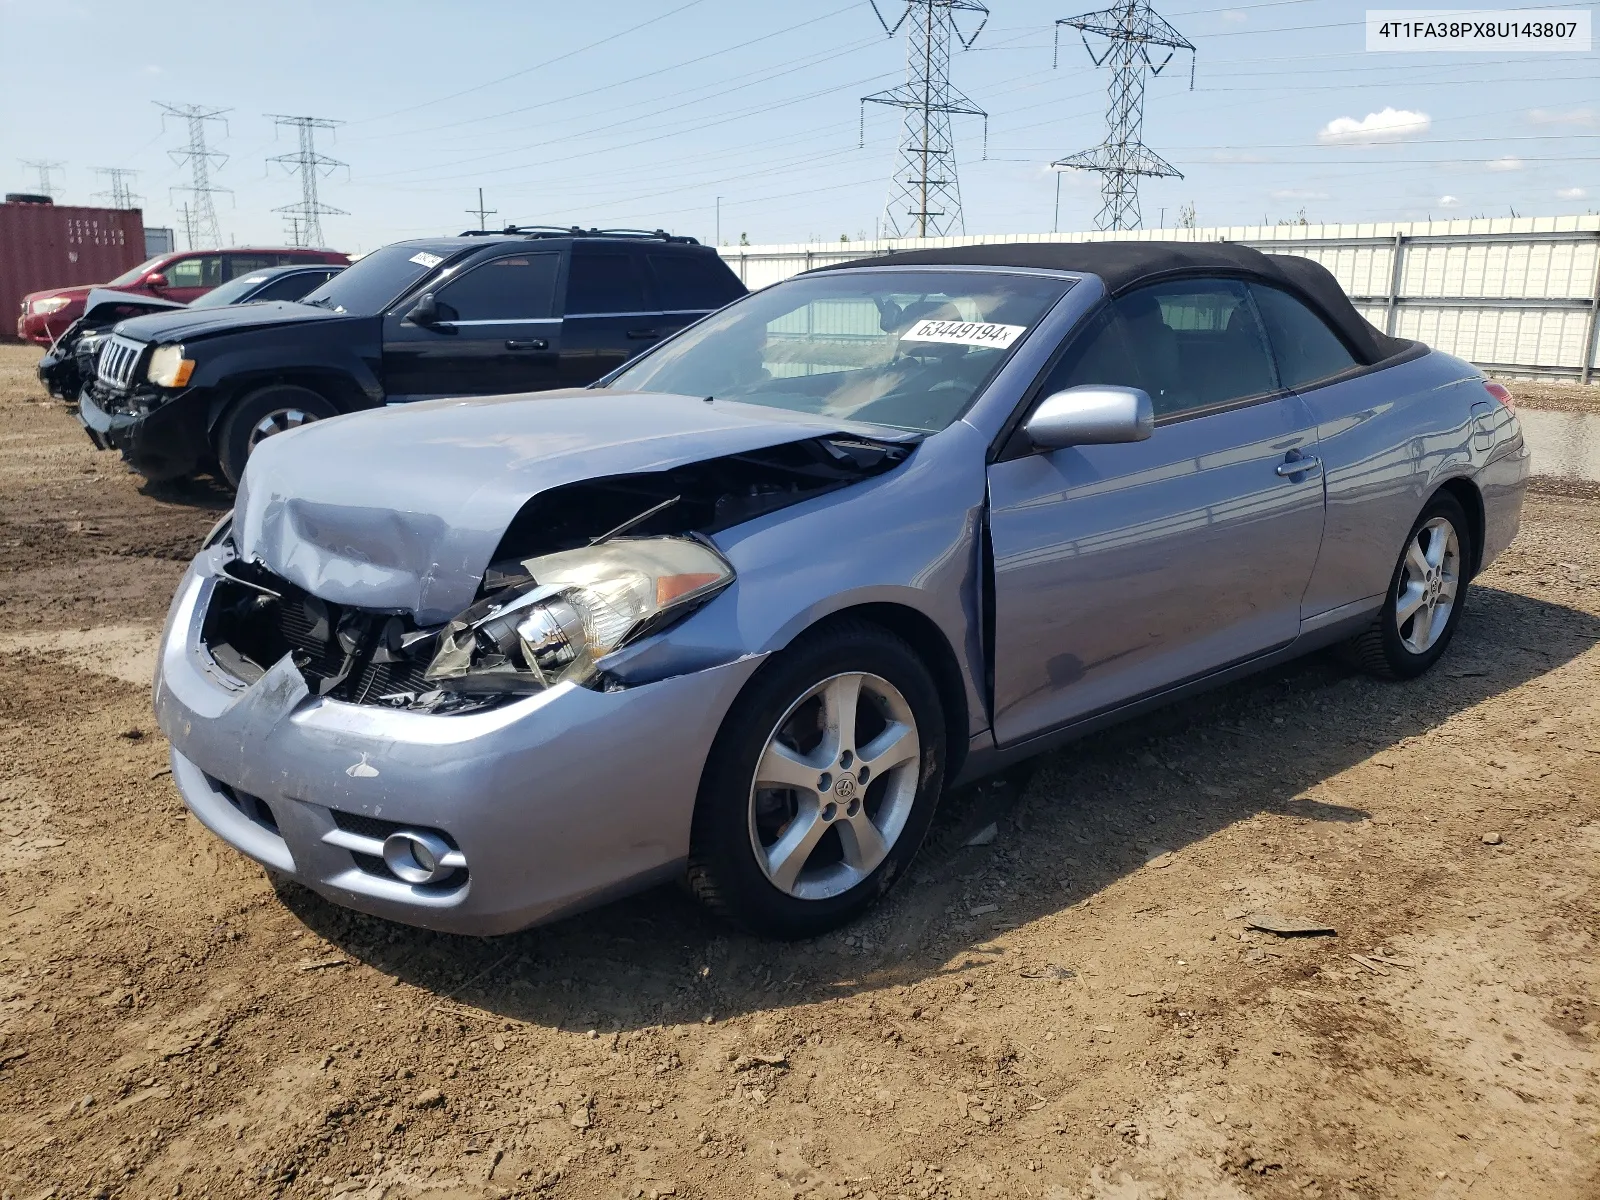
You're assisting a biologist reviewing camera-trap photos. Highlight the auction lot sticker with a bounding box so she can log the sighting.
[901,319,1027,348]
[1366,9,1591,51]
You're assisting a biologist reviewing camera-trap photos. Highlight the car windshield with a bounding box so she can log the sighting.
[608,269,1071,433]
[106,256,166,287]
[299,244,458,315]
[187,273,274,309]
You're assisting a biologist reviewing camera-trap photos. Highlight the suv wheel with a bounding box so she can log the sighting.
[216,384,336,487]
[687,618,945,939]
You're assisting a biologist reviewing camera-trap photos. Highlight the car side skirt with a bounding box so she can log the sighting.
[950,602,1380,787]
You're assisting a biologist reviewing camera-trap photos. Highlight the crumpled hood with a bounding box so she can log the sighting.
[234,389,869,624]
[114,300,341,343]
[81,287,187,323]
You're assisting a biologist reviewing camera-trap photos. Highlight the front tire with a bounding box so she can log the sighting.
[687,618,945,939]
[1343,491,1472,680]
[215,384,336,488]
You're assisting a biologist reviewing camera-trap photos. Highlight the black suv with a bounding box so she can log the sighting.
[77,228,746,487]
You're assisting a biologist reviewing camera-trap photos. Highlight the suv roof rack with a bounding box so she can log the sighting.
[456,224,699,245]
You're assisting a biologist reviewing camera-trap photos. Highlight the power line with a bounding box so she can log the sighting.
[156,102,231,250]
[19,159,65,197]
[92,167,142,210]
[352,0,711,126]
[862,0,991,239]
[1053,0,1196,232]
[266,115,346,248]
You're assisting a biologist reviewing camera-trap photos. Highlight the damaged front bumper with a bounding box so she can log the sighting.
[155,550,766,934]
[78,385,210,481]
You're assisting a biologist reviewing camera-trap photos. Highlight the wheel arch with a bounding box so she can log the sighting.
[800,601,971,783]
[1433,474,1486,577]
[204,369,372,435]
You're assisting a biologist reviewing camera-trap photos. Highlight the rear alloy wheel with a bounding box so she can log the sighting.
[215,384,337,488]
[1343,492,1472,680]
[688,619,944,938]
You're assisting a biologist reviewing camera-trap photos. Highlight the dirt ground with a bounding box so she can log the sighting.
[1,342,1596,1200]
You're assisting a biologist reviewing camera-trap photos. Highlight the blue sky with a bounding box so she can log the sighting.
[1,0,1594,252]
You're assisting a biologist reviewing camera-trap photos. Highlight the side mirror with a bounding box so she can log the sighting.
[405,292,439,326]
[145,272,169,289]
[1023,385,1154,450]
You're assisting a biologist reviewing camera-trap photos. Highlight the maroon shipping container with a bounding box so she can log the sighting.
[1,200,146,342]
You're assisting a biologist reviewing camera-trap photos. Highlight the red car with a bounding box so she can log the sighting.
[18,246,349,344]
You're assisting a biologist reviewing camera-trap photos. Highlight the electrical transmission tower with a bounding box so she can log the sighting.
[861,0,989,239]
[266,115,346,248]
[93,167,142,210]
[157,102,231,249]
[19,160,65,198]
[1053,0,1194,232]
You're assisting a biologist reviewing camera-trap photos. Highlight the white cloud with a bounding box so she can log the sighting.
[1209,150,1267,164]
[1485,156,1523,172]
[1438,195,1461,207]
[1556,187,1589,200]
[1221,9,1247,21]
[1270,189,1329,201]
[1317,108,1431,144]
[1528,107,1596,127]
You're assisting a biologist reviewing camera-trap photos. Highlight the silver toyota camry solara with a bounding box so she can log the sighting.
[154,241,1529,939]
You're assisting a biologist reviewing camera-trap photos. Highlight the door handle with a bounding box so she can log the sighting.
[626,329,660,340]
[1275,454,1323,479]
[504,338,548,351]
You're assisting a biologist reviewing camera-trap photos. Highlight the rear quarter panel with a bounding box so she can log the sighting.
[1298,350,1519,617]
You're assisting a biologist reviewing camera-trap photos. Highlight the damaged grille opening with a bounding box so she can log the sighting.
[481,435,910,586]
[199,559,493,712]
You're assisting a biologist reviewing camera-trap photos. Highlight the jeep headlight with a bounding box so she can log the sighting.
[147,344,195,388]
[423,536,733,692]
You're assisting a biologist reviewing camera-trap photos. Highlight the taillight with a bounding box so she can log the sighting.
[1484,381,1516,413]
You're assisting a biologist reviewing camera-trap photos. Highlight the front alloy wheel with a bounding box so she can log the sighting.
[246,406,320,453]
[216,383,338,488]
[689,618,945,939]
[749,671,921,901]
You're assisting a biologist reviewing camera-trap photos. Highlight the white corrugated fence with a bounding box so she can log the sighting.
[717,216,1600,385]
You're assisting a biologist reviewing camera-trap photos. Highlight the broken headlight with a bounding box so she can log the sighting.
[146,344,195,388]
[423,536,733,693]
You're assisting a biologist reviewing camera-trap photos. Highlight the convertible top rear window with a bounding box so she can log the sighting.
[610,270,1071,433]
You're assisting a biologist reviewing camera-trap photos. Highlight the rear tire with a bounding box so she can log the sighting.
[1342,491,1472,680]
[687,618,945,939]
[215,384,336,488]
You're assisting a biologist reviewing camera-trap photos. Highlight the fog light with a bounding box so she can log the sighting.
[381,829,455,884]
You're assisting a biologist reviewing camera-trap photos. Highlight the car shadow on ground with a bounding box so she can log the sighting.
[138,473,234,512]
[278,583,1600,1031]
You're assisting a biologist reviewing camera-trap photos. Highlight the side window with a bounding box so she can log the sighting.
[1036,304,1145,397]
[1114,279,1277,416]
[647,253,742,311]
[253,272,324,302]
[225,254,275,280]
[435,253,559,322]
[1249,283,1359,390]
[165,255,222,288]
[565,252,649,315]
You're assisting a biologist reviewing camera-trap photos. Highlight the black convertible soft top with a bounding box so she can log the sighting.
[819,240,1414,366]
